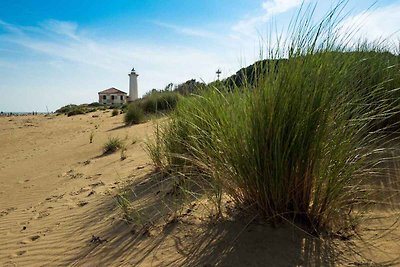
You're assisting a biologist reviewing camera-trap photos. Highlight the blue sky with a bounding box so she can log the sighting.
[1,0,400,112]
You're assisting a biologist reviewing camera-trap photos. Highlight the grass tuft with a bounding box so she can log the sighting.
[112,109,119,117]
[103,137,124,154]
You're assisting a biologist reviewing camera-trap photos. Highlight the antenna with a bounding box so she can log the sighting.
[216,69,222,81]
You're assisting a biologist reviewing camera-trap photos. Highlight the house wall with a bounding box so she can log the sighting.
[99,94,127,105]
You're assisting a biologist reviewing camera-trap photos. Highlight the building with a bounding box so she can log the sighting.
[98,87,127,105]
[128,67,139,102]
[97,67,139,105]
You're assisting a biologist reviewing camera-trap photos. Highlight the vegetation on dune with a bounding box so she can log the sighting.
[146,2,400,240]
[89,131,94,144]
[56,103,107,116]
[112,109,119,116]
[136,91,180,114]
[103,137,124,154]
[124,104,145,125]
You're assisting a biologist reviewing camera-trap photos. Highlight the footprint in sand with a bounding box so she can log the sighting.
[89,181,105,188]
[30,235,40,241]
[45,194,64,202]
[86,173,102,180]
[17,250,27,256]
[9,250,27,259]
[20,235,41,246]
[69,187,90,196]
[0,207,17,217]
[77,201,89,207]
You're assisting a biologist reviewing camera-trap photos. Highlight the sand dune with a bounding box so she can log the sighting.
[0,112,153,266]
[1,112,399,266]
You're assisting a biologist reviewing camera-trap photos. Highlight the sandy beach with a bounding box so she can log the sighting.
[0,111,155,266]
[1,111,399,267]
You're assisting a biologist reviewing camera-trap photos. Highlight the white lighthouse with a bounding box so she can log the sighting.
[128,67,139,102]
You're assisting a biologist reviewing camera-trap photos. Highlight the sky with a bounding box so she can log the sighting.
[1,0,400,112]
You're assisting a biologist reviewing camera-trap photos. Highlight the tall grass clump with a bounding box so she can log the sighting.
[124,104,144,125]
[138,91,180,114]
[147,2,400,236]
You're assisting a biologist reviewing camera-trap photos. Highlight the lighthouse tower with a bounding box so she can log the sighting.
[128,67,139,102]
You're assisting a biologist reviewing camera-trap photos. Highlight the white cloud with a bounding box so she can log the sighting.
[338,4,400,45]
[153,21,217,39]
[262,0,304,15]
[232,0,307,37]
[40,20,80,40]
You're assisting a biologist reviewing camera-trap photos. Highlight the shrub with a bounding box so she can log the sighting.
[112,109,119,117]
[147,4,400,236]
[88,102,103,107]
[138,91,180,114]
[124,104,144,125]
[103,137,123,154]
[67,108,85,117]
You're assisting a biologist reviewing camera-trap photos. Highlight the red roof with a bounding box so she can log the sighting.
[98,87,127,95]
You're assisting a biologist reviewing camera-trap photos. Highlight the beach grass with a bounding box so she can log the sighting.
[124,104,145,125]
[146,2,400,236]
[103,137,124,154]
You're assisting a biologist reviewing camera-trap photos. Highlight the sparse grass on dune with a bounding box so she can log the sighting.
[103,137,124,154]
[147,1,400,245]
[112,109,119,117]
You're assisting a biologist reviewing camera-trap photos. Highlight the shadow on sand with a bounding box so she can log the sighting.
[65,171,341,266]
[107,124,129,132]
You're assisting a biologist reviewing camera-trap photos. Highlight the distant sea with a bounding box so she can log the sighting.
[0,112,49,116]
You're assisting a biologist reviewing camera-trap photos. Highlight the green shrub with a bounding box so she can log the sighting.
[67,108,85,117]
[103,137,123,154]
[124,104,144,125]
[138,92,180,114]
[88,102,103,107]
[112,109,119,117]
[56,104,78,114]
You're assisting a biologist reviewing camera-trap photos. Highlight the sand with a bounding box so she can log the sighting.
[0,111,153,266]
[0,111,399,266]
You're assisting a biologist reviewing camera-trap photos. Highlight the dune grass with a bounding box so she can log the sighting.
[137,91,180,114]
[146,2,400,237]
[112,109,119,117]
[124,104,145,125]
[103,137,124,154]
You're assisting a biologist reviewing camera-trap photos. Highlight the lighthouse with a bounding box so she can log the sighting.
[128,67,139,102]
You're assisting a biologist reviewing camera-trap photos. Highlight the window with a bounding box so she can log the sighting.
[111,95,115,100]
[120,95,123,100]
[103,95,106,100]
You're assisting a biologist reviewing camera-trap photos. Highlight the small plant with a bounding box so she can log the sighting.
[89,132,94,144]
[103,137,123,154]
[120,144,127,160]
[124,104,144,125]
[145,124,165,172]
[112,109,119,117]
